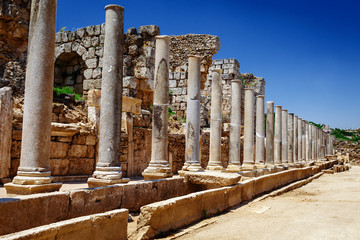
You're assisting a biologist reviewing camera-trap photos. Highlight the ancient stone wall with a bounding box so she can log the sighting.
[0,0,30,95]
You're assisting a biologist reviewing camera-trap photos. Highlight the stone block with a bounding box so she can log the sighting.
[169,80,177,88]
[76,28,86,38]
[51,123,80,137]
[85,58,97,69]
[0,192,69,235]
[138,25,160,38]
[123,76,137,89]
[73,135,86,145]
[83,79,101,90]
[50,158,70,175]
[86,135,97,146]
[68,158,94,175]
[184,171,241,188]
[68,145,88,158]
[50,142,69,158]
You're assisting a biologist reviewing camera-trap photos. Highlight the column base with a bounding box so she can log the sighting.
[224,164,241,173]
[4,182,62,195]
[178,166,204,177]
[87,177,130,188]
[240,163,256,171]
[206,165,224,171]
[255,163,266,169]
[142,172,173,181]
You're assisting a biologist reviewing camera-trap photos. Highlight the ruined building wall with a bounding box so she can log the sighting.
[0,0,30,95]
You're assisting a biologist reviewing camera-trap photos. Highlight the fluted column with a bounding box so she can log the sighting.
[242,88,256,170]
[182,55,203,172]
[288,113,294,163]
[293,115,298,162]
[298,117,303,161]
[226,79,242,172]
[88,5,129,187]
[142,35,173,180]
[255,95,265,167]
[265,101,274,166]
[281,109,288,164]
[5,0,62,195]
[207,69,224,170]
[274,106,282,165]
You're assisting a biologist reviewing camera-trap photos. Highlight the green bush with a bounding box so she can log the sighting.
[53,86,82,100]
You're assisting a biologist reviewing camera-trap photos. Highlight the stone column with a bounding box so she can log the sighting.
[306,122,311,161]
[293,115,298,162]
[312,124,316,160]
[309,124,313,160]
[226,79,242,172]
[281,109,288,164]
[5,0,62,195]
[326,133,332,156]
[0,87,13,179]
[274,105,282,165]
[288,113,294,163]
[88,5,129,187]
[207,69,224,170]
[302,120,306,161]
[265,101,274,166]
[142,35,173,179]
[242,88,256,170]
[255,95,265,167]
[297,117,303,161]
[329,134,334,155]
[182,55,203,172]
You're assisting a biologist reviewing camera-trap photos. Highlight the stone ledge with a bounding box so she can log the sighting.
[183,171,241,187]
[4,182,62,195]
[0,209,128,240]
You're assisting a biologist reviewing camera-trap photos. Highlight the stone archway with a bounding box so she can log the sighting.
[54,52,85,94]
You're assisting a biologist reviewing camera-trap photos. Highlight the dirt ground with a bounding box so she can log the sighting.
[166,166,360,240]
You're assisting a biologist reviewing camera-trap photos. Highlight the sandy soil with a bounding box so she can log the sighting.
[168,166,360,240]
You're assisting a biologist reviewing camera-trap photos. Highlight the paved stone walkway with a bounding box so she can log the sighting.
[170,166,360,240]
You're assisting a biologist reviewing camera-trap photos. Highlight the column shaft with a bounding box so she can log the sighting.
[302,120,306,161]
[255,95,265,166]
[265,101,274,165]
[142,35,173,179]
[183,56,203,172]
[242,88,256,170]
[293,115,298,162]
[226,79,242,172]
[288,113,294,163]
[298,118,302,161]
[207,69,224,170]
[281,109,288,164]
[274,106,282,165]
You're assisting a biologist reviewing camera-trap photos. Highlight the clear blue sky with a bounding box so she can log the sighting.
[57,0,360,130]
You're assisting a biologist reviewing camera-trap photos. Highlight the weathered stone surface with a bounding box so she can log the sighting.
[138,25,160,38]
[0,87,13,178]
[0,209,128,240]
[51,123,80,137]
[68,145,87,158]
[50,142,69,159]
[184,171,241,187]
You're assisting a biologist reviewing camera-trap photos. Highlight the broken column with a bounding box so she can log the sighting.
[207,69,224,170]
[182,55,203,172]
[265,101,274,166]
[242,88,256,170]
[288,113,294,164]
[274,105,282,165]
[142,35,173,179]
[0,87,13,179]
[298,117,303,161]
[88,5,129,187]
[281,109,288,164]
[293,115,298,162]
[255,95,265,167]
[226,78,242,172]
[5,0,62,194]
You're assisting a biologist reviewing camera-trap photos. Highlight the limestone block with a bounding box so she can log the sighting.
[1,209,128,240]
[0,87,13,178]
[135,66,151,79]
[51,123,80,137]
[92,67,102,79]
[50,159,70,175]
[86,135,97,146]
[50,142,69,158]
[76,28,85,38]
[68,145,88,158]
[0,192,70,236]
[87,89,101,106]
[138,25,160,38]
[85,58,97,69]
[83,79,101,90]
[122,96,142,114]
[184,171,241,187]
[123,76,137,89]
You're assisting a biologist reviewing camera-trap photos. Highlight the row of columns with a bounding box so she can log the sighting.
[5,2,336,195]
